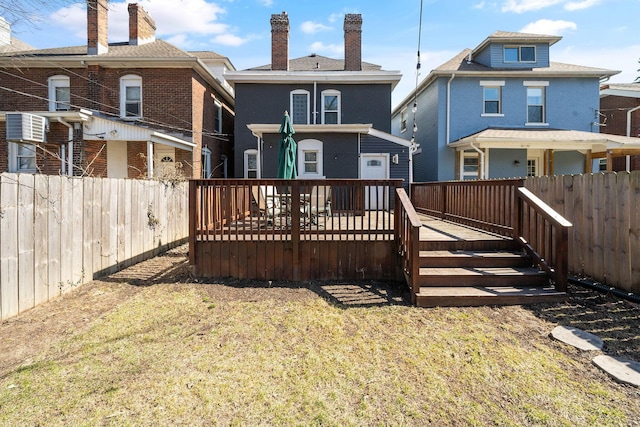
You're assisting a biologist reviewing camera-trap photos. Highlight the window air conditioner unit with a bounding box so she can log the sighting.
[5,112,47,143]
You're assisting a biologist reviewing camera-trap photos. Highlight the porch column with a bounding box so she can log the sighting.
[549,150,555,175]
[455,150,461,180]
[606,149,613,172]
[147,140,154,177]
[585,150,592,173]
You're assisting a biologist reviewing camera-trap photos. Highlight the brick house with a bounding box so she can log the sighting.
[599,83,640,171]
[0,0,234,179]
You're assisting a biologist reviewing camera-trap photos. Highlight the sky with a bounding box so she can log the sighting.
[8,0,640,108]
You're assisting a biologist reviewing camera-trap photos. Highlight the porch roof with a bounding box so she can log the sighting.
[247,123,413,148]
[448,128,640,153]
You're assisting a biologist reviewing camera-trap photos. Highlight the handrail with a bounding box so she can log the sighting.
[515,187,572,291]
[395,188,422,303]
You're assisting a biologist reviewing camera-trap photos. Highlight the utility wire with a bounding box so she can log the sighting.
[2,53,230,139]
[410,0,424,145]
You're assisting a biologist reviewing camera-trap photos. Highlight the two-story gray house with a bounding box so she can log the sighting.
[392,31,640,181]
[226,13,413,185]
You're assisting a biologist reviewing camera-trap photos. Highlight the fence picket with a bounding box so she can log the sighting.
[0,174,188,320]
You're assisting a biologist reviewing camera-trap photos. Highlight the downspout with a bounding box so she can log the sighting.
[470,142,485,180]
[56,118,73,176]
[409,142,418,183]
[147,141,154,177]
[626,105,640,172]
[446,73,456,145]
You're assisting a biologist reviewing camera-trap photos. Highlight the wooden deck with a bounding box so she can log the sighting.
[190,179,571,307]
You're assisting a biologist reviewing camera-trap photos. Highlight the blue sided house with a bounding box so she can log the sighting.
[392,31,640,181]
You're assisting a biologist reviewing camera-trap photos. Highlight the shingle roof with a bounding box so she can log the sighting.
[247,54,383,72]
[0,39,197,59]
[601,83,640,92]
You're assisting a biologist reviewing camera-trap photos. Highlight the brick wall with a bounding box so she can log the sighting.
[1,64,232,178]
[127,140,147,178]
[600,94,640,172]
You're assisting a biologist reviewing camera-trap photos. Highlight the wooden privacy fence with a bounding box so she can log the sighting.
[0,173,188,320]
[411,179,571,291]
[189,179,403,281]
[525,172,640,294]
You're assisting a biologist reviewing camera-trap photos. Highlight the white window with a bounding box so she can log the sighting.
[527,87,545,124]
[244,149,259,178]
[598,158,607,172]
[504,46,536,63]
[527,159,537,177]
[483,87,501,114]
[9,142,37,173]
[321,90,340,125]
[48,75,70,112]
[120,74,142,118]
[462,152,479,180]
[214,101,222,133]
[290,90,310,125]
[297,139,324,178]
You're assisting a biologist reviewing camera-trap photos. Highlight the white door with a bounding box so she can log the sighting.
[154,146,176,178]
[360,154,389,210]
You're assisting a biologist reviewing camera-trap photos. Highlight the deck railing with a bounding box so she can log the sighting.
[189,179,404,281]
[395,188,422,303]
[411,179,572,290]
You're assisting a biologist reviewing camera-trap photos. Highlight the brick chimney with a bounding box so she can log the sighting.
[87,0,109,55]
[344,14,362,71]
[270,12,289,71]
[128,3,156,46]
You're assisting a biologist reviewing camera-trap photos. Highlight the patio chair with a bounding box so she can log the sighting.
[308,185,332,224]
[251,185,283,223]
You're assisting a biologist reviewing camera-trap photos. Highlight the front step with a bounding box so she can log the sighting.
[419,239,517,252]
[416,285,566,307]
[418,266,549,287]
[419,250,532,268]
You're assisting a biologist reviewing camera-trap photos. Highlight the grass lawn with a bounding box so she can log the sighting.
[0,247,638,426]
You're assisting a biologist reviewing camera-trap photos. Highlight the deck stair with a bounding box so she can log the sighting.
[414,216,566,307]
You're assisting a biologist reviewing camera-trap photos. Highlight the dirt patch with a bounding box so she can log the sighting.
[1,243,638,383]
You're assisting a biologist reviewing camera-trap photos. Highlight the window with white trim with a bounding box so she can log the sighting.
[290,89,310,125]
[483,87,501,114]
[48,75,70,112]
[461,151,479,180]
[321,90,340,124]
[120,74,142,118]
[526,87,545,124]
[9,142,37,173]
[504,45,536,63]
[244,149,259,178]
[297,139,324,178]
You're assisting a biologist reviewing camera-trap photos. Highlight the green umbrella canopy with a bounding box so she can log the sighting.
[276,111,297,179]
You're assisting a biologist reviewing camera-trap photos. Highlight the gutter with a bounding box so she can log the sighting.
[469,142,485,179]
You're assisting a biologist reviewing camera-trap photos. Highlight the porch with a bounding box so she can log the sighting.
[189,178,571,306]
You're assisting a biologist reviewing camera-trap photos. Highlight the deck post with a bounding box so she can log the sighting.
[440,182,446,219]
[188,180,197,267]
[291,180,301,281]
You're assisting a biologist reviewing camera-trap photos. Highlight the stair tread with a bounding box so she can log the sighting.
[419,250,525,258]
[419,266,544,276]
[416,285,562,297]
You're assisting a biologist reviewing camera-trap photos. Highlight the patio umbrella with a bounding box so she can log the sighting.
[276,111,297,179]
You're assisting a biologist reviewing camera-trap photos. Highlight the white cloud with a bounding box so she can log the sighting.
[309,42,343,56]
[554,44,640,83]
[564,0,602,10]
[300,21,332,35]
[212,33,250,47]
[520,19,577,35]
[50,0,241,47]
[501,0,564,13]
[328,13,343,23]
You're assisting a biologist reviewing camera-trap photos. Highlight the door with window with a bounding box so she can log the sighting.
[360,154,389,210]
